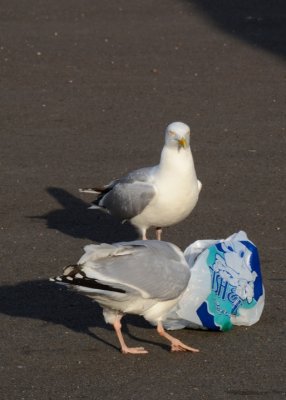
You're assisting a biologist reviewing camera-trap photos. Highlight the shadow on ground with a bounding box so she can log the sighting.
[186,0,286,58]
[21,189,170,351]
[32,187,139,243]
[0,279,169,352]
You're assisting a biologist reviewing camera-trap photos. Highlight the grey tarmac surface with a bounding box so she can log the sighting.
[0,1,285,399]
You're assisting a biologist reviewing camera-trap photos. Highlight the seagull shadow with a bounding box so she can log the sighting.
[0,279,168,352]
[32,187,139,243]
[23,189,171,351]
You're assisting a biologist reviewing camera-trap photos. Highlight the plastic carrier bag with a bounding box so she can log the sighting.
[165,231,265,331]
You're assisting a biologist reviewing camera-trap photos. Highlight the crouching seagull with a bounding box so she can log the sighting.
[50,240,200,355]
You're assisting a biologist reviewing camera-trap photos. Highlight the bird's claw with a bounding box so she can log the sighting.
[170,340,200,353]
[121,346,148,355]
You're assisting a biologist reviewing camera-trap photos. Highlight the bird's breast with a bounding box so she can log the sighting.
[156,176,199,217]
[132,173,199,227]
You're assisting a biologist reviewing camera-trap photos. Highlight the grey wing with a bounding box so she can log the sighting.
[99,167,157,220]
[122,166,156,183]
[89,241,190,300]
[102,166,155,189]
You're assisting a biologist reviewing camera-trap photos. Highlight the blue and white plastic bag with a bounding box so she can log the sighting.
[165,231,265,331]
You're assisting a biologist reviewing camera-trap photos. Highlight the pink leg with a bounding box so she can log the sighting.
[157,321,199,353]
[113,316,148,355]
[155,227,162,240]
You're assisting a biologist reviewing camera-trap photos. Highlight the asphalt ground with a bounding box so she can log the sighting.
[0,1,285,399]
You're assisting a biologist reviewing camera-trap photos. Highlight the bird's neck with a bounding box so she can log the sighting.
[158,146,194,175]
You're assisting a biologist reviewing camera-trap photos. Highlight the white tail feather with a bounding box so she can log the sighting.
[79,188,99,194]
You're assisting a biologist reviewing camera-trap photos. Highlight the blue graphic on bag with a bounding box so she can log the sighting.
[196,240,263,331]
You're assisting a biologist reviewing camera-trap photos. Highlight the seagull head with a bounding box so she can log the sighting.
[165,122,191,150]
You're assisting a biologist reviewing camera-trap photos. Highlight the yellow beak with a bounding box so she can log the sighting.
[177,137,187,149]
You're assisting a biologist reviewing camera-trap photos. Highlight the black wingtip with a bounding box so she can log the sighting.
[50,273,126,293]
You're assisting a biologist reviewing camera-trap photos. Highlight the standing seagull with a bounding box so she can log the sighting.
[80,122,202,240]
[50,240,199,355]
